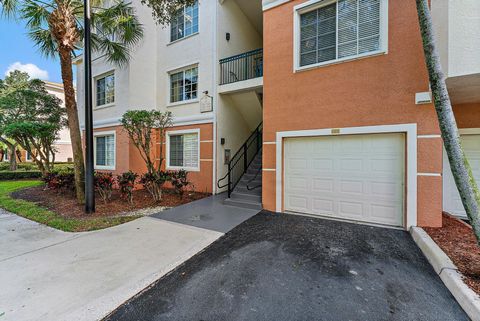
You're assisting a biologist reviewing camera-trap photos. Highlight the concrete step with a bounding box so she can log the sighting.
[235,184,262,195]
[231,191,262,203]
[224,198,262,210]
[242,173,262,181]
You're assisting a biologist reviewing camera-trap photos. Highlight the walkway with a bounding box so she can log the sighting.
[0,195,259,321]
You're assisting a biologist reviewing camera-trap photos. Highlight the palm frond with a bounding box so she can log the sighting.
[0,0,19,18]
[89,1,143,66]
[21,0,52,30]
[28,28,58,58]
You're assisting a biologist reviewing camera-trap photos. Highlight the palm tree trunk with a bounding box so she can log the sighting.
[416,0,480,244]
[59,47,86,203]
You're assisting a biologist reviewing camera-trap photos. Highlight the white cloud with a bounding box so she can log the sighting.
[4,62,49,80]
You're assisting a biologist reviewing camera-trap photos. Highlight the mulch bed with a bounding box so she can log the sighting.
[12,186,210,218]
[425,213,480,295]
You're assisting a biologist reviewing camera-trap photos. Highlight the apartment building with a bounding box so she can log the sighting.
[75,0,263,196]
[262,0,480,229]
[75,0,479,229]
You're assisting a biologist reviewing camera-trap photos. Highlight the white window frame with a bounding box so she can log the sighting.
[166,128,200,172]
[293,0,389,72]
[94,71,115,109]
[169,0,199,44]
[167,64,199,106]
[94,130,116,170]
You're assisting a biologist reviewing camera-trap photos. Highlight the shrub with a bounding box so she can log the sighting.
[94,172,114,204]
[0,170,42,180]
[140,171,170,202]
[117,171,138,204]
[170,170,190,196]
[42,167,75,192]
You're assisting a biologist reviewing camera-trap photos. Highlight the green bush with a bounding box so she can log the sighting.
[0,162,73,172]
[0,171,42,180]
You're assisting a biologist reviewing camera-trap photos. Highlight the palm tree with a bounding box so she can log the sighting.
[416,0,480,244]
[0,0,144,202]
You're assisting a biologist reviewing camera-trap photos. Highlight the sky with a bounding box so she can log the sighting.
[0,19,63,83]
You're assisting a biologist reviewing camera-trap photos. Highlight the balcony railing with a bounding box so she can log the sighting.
[219,48,263,85]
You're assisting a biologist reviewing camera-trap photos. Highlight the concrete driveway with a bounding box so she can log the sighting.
[0,195,259,321]
[106,211,469,321]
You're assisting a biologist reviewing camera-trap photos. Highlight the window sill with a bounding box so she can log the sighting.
[166,165,200,172]
[94,103,115,110]
[94,166,116,171]
[167,32,199,46]
[295,50,387,73]
[167,99,199,108]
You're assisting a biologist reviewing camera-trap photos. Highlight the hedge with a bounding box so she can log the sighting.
[0,171,43,180]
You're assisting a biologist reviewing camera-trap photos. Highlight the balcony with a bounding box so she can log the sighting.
[219,49,263,93]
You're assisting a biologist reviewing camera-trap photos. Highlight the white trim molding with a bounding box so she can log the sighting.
[275,123,418,230]
[80,113,214,130]
[263,0,290,11]
[93,130,116,171]
[166,128,201,172]
[293,0,389,73]
[418,172,442,177]
[459,128,480,135]
[418,134,442,139]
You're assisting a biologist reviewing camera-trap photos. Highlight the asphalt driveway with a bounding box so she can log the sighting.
[106,211,469,321]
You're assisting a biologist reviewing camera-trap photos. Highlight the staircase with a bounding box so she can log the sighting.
[224,153,262,210]
[217,122,263,210]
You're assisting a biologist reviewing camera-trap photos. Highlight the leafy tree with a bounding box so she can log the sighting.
[416,0,480,244]
[0,0,144,202]
[121,110,173,174]
[121,110,172,201]
[0,71,65,174]
[139,0,195,24]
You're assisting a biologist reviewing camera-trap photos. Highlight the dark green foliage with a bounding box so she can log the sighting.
[117,171,138,204]
[95,172,115,204]
[0,171,42,180]
[140,171,171,202]
[138,0,196,24]
[170,170,190,196]
[42,167,76,192]
[121,110,173,174]
[0,71,65,173]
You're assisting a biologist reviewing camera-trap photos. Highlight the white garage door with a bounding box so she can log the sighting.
[443,135,480,218]
[284,133,405,227]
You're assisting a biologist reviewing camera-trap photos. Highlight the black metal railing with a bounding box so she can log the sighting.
[218,122,263,197]
[219,48,263,85]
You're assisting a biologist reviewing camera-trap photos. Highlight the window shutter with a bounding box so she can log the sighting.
[96,136,106,166]
[105,135,115,166]
[183,134,199,168]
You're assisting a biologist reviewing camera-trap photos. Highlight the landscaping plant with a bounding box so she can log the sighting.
[43,168,75,192]
[117,171,138,205]
[121,110,173,201]
[417,0,480,244]
[94,172,114,204]
[140,171,170,202]
[170,170,190,197]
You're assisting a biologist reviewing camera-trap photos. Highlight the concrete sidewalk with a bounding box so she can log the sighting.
[0,196,258,321]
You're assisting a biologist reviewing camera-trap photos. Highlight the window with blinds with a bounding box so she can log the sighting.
[299,0,382,67]
[95,134,115,168]
[169,133,199,169]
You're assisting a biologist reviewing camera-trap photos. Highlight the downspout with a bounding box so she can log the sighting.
[212,0,219,194]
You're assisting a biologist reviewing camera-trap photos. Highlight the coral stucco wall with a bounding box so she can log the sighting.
[262,0,443,227]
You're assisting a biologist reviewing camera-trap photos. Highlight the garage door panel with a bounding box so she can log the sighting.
[285,134,404,227]
[443,134,480,218]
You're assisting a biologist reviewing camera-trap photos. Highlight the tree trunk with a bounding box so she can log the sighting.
[416,0,480,244]
[59,47,86,203]
[8,145,16,171]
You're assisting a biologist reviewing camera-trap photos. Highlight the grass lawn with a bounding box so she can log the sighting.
[0,180,139,232]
